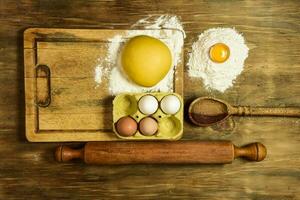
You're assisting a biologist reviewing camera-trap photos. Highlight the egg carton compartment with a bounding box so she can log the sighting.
[113,92,183,140]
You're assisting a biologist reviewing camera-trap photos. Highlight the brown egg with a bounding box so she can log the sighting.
[139,117,158,136]
[116,116,137,137]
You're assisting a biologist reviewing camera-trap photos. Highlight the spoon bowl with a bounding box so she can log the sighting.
[188,97,231,126]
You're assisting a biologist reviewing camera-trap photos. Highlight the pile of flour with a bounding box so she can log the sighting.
[94,15,185,94]
[94,19,247,93]
[187,28,249,92]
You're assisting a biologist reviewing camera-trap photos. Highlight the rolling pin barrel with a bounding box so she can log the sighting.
[55,141,267,165]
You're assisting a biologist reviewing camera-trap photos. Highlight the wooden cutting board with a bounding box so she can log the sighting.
[24,28,184,142]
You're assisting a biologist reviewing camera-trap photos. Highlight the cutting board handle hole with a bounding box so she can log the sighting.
[36,64,51,107]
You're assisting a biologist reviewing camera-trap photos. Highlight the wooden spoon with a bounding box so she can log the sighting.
[189,97,300,126]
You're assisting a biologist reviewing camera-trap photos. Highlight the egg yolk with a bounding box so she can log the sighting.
[209,43,230,63]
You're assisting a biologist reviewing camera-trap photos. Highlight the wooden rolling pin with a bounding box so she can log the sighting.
[55,141,267,164]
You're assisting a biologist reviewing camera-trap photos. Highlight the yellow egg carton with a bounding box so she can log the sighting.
[113,92,183,140]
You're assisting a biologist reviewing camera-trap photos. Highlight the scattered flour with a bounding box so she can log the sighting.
[94,65,103,85]
[187,27,249,92]
[94,59,109,88]
[132,15,186,38]
[93,15,185,95]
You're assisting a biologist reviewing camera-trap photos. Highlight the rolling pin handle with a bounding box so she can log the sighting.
[234,142,267,162]
[55,145,84,162]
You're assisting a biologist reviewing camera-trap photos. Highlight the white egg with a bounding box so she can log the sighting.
[138,95,158,115]
[160,95,181,115]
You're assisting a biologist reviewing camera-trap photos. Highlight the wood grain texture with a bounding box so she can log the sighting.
[0,0,299,199]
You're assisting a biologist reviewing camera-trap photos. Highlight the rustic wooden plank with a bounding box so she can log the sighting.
[0,0,299,199]
[0,127,299,199]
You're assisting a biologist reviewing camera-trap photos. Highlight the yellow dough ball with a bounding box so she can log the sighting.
[121,35,172,87]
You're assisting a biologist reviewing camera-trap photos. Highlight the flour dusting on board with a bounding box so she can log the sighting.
[94,15,185,94]
[132,15,186,38]
[188,28,249,92]
[94,65,103,85]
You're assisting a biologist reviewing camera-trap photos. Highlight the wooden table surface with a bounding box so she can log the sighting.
[0,0,299,199]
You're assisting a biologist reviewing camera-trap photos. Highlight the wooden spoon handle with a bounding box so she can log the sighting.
[55,141,267,165]
[232,106,300,117]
